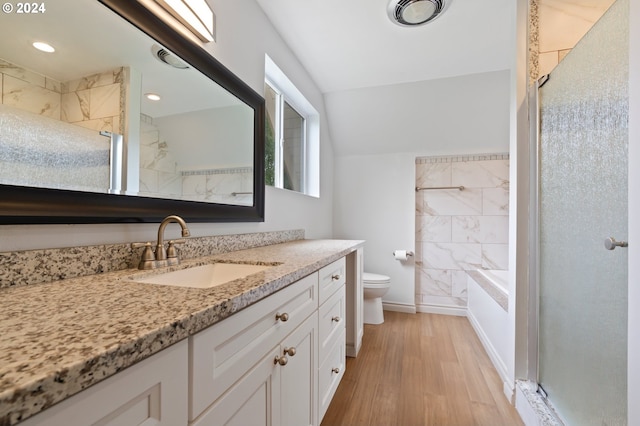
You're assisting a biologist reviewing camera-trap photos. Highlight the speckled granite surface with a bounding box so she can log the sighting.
[516,380,563,425]
[0,238,363,425]
[0,229,304,289]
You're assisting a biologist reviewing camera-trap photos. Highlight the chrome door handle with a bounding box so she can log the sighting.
[604,237,628,250]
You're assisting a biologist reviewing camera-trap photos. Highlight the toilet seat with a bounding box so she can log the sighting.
[363,272,390,284]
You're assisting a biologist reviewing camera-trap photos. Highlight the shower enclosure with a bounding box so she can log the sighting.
[535,0,628,424]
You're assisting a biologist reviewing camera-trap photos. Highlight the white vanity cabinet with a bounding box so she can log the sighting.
[189,272,320,426]
[15,250,361,426]
[317,258,347,422]
[19,340,189,426]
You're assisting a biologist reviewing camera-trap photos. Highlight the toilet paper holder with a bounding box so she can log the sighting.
[392,250,414,260]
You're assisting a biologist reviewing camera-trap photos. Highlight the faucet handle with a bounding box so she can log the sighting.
[131,242,156,270]
[166,239,186,266]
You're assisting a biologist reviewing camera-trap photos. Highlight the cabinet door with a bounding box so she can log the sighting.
[190,273,318,420]
[191,346,281,426]
[20,341,188,426]
[278,312,318,426]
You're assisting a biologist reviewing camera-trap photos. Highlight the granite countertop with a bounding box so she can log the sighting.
[0,238,363,425]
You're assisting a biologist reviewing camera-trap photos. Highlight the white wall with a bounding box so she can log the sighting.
[333,152,417,310]
[332,71,511,309]
[0,0,335,252]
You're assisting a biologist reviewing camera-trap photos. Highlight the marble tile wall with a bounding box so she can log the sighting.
[415,153,509,309]
[138,114,252,203]
[533,0,615,79]
[1,58,62,118]
[60,67,124,134]
[182,167,254,205]
[139,114,182,198]
[0,58,123,135]
[0,229,305,289]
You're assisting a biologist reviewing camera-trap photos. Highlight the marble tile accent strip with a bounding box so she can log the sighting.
[466,270,508,311]
[0,229,304,289]
[181,167,253,176]
[415,153,509,164]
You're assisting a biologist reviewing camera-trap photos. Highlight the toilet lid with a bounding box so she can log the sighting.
[363,272,390,284]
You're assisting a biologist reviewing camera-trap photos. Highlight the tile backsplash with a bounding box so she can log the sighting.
[0,230,305,289]
[415,153,509,310]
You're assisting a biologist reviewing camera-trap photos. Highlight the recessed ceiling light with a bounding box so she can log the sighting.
[145,93,161,101]
[32,41,55,53]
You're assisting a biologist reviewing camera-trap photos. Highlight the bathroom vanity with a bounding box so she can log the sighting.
[0,239,364,426]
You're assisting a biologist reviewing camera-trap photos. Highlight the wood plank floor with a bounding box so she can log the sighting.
[321,311,523,426]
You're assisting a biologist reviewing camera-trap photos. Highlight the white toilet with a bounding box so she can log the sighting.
[363,272,391,325]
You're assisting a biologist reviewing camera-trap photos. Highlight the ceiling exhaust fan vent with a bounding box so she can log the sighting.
[151,44,189,69]
[388,0,447,26]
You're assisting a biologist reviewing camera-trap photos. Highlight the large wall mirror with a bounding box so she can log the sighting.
[0,0,265,223]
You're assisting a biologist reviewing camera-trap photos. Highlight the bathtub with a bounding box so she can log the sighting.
[467,269,509,387]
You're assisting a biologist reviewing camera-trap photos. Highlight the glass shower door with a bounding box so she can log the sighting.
[537,0,628,424]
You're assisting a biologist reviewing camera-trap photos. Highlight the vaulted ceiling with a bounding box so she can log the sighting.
[254,0,515,94]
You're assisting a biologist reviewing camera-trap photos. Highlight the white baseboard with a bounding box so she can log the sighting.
[382,301,416,314]
[415,303,467,316]
[346,328,364,358]
[467,308,510,387]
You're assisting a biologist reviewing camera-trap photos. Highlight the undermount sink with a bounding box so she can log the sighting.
[131,263,274,289]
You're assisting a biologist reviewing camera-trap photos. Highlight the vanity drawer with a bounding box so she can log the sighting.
[318,328,346,422]
[319,257,346,304]
[318,284,345,364]
[189,272,318,421]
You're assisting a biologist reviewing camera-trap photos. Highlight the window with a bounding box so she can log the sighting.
[264,55,319,197]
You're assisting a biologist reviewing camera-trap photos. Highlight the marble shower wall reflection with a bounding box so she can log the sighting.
[139,113,253,205]
[0,59,122,192]
[415,154,509,309]
[0,58,124,134]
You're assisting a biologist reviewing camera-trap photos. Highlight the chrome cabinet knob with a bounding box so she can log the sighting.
[331,316,341,323]
[331,367,340,374]
[274,355,288,366]
[283,347,296,357]
[604,237,628,250]
[331,274,341,281]
[275,312,289,322]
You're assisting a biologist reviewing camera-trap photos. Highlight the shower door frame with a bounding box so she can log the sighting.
[514,1,639,424]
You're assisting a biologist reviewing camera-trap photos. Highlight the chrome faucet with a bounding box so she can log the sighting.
[132,215,191,270]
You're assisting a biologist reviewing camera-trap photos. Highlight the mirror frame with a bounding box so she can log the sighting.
[0,0,265,224]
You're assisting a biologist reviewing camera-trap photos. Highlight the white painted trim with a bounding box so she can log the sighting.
[382,301,416,314]
[346,324,364,358]
[467,309,510,394]
[415,303,466,317]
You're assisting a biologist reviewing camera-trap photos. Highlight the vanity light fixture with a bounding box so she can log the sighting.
[387,0,447,26]
[32,41,55,53]
[154,0,216,42]
[145,93,162,101]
